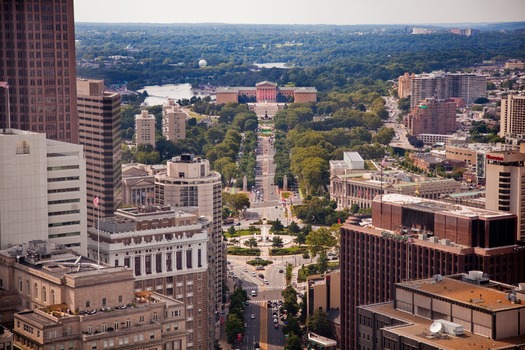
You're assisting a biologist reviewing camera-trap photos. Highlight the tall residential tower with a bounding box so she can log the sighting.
[77,79,122,226]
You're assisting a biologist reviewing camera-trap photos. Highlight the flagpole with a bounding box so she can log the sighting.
[97,197,100,270]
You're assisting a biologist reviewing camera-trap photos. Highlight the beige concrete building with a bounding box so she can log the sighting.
[330,160,460,210]
[0,241,187,350]
[306,271,341,316]
[162,100,186,142]
[155,155,223,346]
[500,94,525,143]
[505,60,525,70]
[77,79,122,227]
[358,274,525,350]
[485,143,525,241]
[121,164,157,207]
[135,110,156,148]
[0,129,87,255]
[397,72,414,99]
[87,206,209,350]
[445,142,518,185]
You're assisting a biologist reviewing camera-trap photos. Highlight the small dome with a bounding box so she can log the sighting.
[198,59,207,68]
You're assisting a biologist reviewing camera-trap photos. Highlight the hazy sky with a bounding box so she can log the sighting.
[74,0,525,25]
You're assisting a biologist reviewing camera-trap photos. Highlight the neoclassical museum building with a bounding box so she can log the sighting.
[216,81,317,104]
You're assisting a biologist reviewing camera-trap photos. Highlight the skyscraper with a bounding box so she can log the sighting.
[499,94,525,141]
[77,79,122,226]
[0,0,78,143]
[340,194,525,349]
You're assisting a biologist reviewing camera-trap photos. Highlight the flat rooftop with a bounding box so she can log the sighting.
[361,303,525,350]
[381,194,513,219]
[399,276,522,312]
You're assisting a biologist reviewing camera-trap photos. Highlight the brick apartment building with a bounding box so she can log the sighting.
[340,194,525,349]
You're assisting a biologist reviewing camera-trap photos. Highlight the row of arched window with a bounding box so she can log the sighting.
[18,277,55,304]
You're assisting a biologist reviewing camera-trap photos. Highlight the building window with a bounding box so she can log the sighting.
[16,140,30,154]
[153,312,158,321]
[43,287,47,303]
[102,298,106,307]
[118,295,123,303]
[27,280,30,295]
[51,290,55,304]
[18,277,22,293]
[186,250,192,269]
[34,283,39,299]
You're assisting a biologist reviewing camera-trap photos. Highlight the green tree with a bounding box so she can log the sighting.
[225,313,244,345]
[373,126,395,145]
[272,236,284,248]
[282,316,302,337]
[287,221,300,234]
[285,263,293,286]
[285,334,302,350]
[244,237,258,249]
[223,192,251,213]
[271,219,285,233]
[306,309,334,338]
[306,227,337,260]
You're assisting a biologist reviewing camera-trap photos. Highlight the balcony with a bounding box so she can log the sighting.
[81,321,160,341]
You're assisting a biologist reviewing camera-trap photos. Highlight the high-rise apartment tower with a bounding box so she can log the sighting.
[77,79,122,226]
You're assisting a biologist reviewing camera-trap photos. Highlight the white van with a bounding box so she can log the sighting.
[251,290,257,297]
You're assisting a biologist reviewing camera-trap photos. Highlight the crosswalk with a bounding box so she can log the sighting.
[241,285,287,291]
[247,299,281,305]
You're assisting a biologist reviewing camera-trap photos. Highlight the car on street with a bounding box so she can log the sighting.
[250,314,255,319]
[258,274,264,279]
[273,317,278,323]
[278,269,284,273]
[274,323,279,329]
[251,272,256,277]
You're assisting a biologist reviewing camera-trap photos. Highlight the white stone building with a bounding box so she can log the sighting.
[0,129,87,254]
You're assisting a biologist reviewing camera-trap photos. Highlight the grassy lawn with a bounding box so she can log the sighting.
[223,228,261,238]
[246,259,273,266]
[269,246,309,256]
[227,247,261,256]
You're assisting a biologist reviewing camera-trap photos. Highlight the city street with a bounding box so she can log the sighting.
[218,126,307,349]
